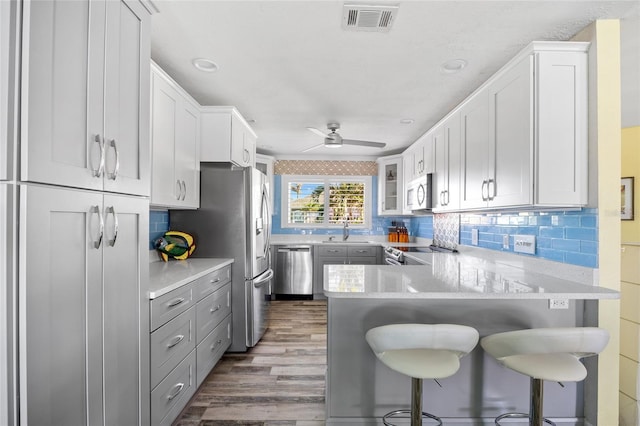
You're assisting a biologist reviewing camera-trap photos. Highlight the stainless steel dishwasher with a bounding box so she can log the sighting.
[274,245,313,296]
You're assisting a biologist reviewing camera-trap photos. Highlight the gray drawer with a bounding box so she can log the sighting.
[317,245,347,257]
[348,245,377,257]
[196,283,232,344]
[196,314,232,387]
[151,349,196,426]
[192,265,232,302]
[150,285,194,332]
[151,307,196,389]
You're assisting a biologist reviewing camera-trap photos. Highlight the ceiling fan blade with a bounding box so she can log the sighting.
[342,139,386,149]
[301,142,325,153]
[306,127,327,138]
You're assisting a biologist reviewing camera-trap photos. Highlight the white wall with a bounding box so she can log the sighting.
[621,14,640,128]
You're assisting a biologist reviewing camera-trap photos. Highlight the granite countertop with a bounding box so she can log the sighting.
[323,252,619,300]
[149,258,234,299]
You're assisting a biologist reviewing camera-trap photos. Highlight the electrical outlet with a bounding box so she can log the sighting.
[549,299,569,309]
[514,235,535,254]
[471,229,479,246]
[502,234,509,249]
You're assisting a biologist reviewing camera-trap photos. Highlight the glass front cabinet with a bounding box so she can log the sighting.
[376,155,404,216]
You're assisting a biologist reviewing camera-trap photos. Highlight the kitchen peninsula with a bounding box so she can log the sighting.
[323,252,618,425]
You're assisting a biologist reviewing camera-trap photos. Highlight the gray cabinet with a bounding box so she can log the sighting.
[149,264,232,425]
[313,244,381,298]
[20,0,150,196]
[19,185,149,426]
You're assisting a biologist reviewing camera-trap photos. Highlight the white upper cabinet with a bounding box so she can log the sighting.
[459,90,490,209]
[401,150,414,215]
[376,155,404,216]
[434,41,588,212]
[409,133,434,180]
[20,0,150,195]
[432,112,461,212]
[150,63,200,209]
[201,107,257,168]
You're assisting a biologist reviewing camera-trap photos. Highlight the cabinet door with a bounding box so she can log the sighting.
[20,185,103,426]
[175,100,200,208]
[535,51,588,206]
[401,151,414,214]
[444,113,461,211]
[432,124,446,210]
[151,72,179,207]
[103,0,150,196]
[244,128,256,168]
[102,193,149,426]
[231,114,247,167]
[488,55,533,207]
[378,157,402,215]
[21,0,106,190]
[459,90,489,209]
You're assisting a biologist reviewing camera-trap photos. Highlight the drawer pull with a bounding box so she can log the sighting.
[327,249,339,253]
[211,339,223,351]
[355,250,367,253]
[167,383,184,401]
[210,304,221,313]
[210,277,221,283]
[167,298,185,308]
[167,335,184,349]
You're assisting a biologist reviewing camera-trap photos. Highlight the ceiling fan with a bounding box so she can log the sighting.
[302,123,386,152]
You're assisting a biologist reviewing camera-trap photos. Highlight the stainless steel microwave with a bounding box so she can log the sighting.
[407,173,433,211]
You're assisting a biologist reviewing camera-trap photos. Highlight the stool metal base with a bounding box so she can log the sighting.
[382,409,442,426]
[494,412,556,426]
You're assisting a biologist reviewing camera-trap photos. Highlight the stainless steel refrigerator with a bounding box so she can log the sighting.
[171,164,272,352]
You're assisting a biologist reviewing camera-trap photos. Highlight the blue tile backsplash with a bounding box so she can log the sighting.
[271,174,598,268]
[459,209,598,268]
[149,210,170,250]
[158,173,598,269]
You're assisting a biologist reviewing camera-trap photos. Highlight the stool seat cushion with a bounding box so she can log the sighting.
[366,324,479,380]
[500,353,587,382]
[481,327,609,383]
[377,348,462,379]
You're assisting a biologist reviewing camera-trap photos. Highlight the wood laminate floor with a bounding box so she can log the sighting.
[174,300,327,426]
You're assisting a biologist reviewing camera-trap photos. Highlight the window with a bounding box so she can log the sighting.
[281,175,372,228]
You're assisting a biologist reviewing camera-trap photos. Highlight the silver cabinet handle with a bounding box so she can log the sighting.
[175,180,181,201]
[181,180,187,201]
[210,304,221,313]
[167,334,184,349]
[445,190,450,205]
[327,249,340,253]
[167,297,185,308]
[105,206,118,247]
[91,134,105,177]
[488,179,496,200]
[91,205,104,249]
[355,250,368,253]
[167,383,184,401]
[243,148,250,164]
[107,139,120,180]
[210,277,221,284]
[211,339,223,351]
[481,180,488,201]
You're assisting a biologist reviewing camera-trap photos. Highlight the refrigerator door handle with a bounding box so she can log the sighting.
[261,185,271,258]
[254,269,274,287]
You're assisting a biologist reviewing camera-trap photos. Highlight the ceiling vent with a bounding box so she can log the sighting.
[342,4,398,32]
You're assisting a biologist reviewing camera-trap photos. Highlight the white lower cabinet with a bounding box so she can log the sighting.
[150,264,232,425]
[19,184,149,426]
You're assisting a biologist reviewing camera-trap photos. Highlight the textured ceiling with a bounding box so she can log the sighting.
[150,1,640,159]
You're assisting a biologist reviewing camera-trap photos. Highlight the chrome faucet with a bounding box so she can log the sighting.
[343,218,349,241]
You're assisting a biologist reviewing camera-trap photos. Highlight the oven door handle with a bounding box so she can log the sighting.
[385,257,403,266]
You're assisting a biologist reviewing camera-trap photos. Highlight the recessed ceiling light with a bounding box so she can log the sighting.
[192,58,219,73]
[440,59,467,74]
[400,118,414,124]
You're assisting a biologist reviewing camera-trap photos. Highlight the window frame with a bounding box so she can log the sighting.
[280,175,372,229]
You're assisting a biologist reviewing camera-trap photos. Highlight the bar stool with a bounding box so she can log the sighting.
[365,323,479,426]
[480,327,610,426]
